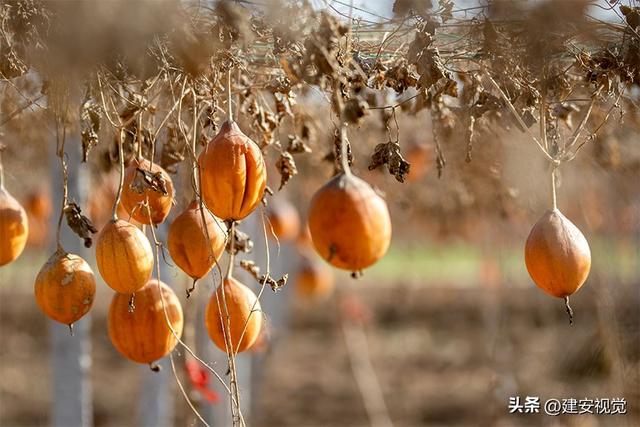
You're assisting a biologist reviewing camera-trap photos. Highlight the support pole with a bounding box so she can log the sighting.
[50,137,93,427]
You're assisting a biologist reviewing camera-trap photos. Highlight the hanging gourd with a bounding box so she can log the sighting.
[95,219,154,293]
[205,277,262,354]
[108,279,184,366]
[308,172,392,273]
[168,201,226,286]
[295,252,335,300]
[525,208,591,323]
[121,158,174,225]
[0,187,29,266]
[266,198,300,241]
[198,120,267,221]
[34,251,96,326]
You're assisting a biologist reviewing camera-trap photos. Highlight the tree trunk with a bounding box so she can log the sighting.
[50,138,93,427]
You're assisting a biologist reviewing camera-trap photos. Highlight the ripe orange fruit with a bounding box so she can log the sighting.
[308,173,391,271]
[205,277,262,353]
[405,141,432,182]
[0,188,29,266]
[25,188,52,220]
[108,279,184,364]
[198,121,267,221]
[87,172,138,229]
[525,208,591,298]
[296,253,334,299]
[121,158,174,225]
[95,219,154,293]
[267,198,300,241]
[168,201,226,281]
[34,251,96,325]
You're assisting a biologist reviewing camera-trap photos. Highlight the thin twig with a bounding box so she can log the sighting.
[112,127,126,221]
[0,148,4,191]
[227,69,233,123]
[169,353,211,427]
[0,93,45,128]
[564,88,601,152]
[484,72,553,161]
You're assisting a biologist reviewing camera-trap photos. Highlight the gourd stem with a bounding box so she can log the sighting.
[564,296,573,325]
[226,221,236,280]
[55,120,68,253]
[0,148,5,190]
[551,165,557,210]
[331,83,351,176]
[227,69,233,123]
[186,278,197,299]
[112,128,126,221]
[128,293,135,313]
[340,124,352,177]
[191,86,200,198]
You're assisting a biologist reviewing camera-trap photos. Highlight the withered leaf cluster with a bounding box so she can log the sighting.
[0,0,638,199]
[131,168,169,196]
[80,87,101,162]
[63,201,97,248]
[225,227,253,255]
[369,141,411,183]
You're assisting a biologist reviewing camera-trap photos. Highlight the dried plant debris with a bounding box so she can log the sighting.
[160,124,185,174]
[226,228,253,255]
[239,260,288,292]
[343,98,368,124]
[63,202,98,248]
[0,0,637,208]
[275,151,297,190]
[369,141,411,183]
[286,134,311,154]
[131,167,169,195]
[80,88,101,162]
[329,129,353,172]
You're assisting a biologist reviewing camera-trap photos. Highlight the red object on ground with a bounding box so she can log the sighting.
[185,360,220,404]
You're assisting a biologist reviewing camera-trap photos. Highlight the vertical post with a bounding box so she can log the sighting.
[139,223,175,427]
[50,137,93,427]
[138,356,173,427]
[249,212,295,421]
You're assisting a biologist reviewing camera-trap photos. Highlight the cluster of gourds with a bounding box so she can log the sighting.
[0,117,593,366]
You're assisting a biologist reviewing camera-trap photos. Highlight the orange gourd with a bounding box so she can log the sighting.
[108,279,184,364]
[88,172,137,229]
[296,254,334,299]
[308,173,392,272]
[24,189,51,249]
[0,188,29,266]
[205,277,262,353]
[198,121,267,221]
[121,158,174,224]
[25,189,53,219]
[267,198,300,241]
[525,208,591,299]
[405,141,432,182]
[34,251,96,325]
[96,219,154,293]
[296,223,313,249]
[168,201,226,281]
